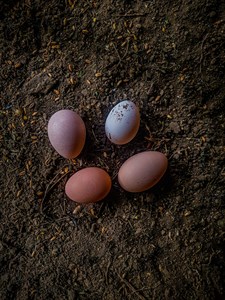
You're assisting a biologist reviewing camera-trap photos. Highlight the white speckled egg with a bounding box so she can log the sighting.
[105,100,140,145]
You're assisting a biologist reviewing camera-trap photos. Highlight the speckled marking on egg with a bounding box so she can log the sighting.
[105,100,140,145]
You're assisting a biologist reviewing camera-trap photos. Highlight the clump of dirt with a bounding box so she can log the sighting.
[1,0,225,299]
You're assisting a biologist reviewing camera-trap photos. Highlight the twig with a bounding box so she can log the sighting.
[214,19,225,26]
[116,13,148,18]
[105,260,112,285]
[112,42,122,64]
[112,40,130,67]
[40,169,69,213]
[199,33,209,74]
[121,39,130,60]
[116,272,147,300]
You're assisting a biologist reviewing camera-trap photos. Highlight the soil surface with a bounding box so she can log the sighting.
[1,1,225,299]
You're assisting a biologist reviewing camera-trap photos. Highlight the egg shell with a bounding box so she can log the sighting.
[105,100,140,145]
[65,167,112,204]
[48,109,86,159]
[118,151,168,192]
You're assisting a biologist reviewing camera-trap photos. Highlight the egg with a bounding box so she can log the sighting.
[118,151,168,192]
[65,167,112,204]
[105,100,140,145]
[48,109,86,159]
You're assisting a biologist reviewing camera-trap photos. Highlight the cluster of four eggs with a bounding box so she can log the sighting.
[48,101,168,204]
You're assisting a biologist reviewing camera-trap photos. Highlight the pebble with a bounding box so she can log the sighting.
[23,72,57,95]
[169,121,181,133]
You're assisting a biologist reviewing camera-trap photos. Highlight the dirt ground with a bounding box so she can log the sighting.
[1,0,225,299]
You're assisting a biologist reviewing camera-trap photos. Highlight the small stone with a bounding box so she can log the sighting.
[73,205,82,215]
[15,108,23,116]
[169,121,181,133]
[23,72,58,95]
[81,89,88,96]
[217,218,225,228]
[209,11,216,18]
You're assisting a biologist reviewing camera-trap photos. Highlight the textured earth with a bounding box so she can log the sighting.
[1,0,225,299]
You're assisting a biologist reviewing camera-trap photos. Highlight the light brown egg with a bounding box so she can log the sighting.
[48,109,86,159]
[118,151,168,192]
[65,167,112,204]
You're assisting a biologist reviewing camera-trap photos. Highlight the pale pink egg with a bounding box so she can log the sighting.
[118,151,168,192]
[48,109,86,159]
[65,167,112,204]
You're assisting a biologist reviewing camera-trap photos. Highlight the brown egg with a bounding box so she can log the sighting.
[65,167,112,204]
[118,151,168,192]
[48,109,86,159]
